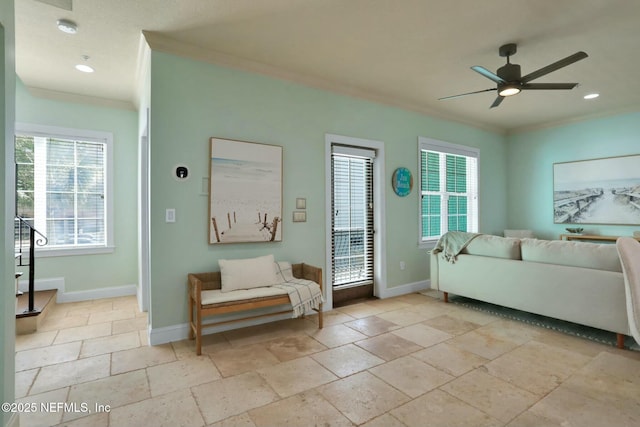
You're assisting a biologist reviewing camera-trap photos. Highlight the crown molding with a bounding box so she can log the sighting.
[26,86,135,111]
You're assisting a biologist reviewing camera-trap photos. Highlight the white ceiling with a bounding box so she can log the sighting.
[15,0,640,133]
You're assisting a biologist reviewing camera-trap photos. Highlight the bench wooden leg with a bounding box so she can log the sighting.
[443,292,449,303]
[188,296,195,340]
[318,302,323,329]
[196,305,203,356]
[617,333,625,349]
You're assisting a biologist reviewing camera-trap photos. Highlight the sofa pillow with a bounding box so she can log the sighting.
[219,254,280,292]
[461,234,522,260]
[520,238,622,272]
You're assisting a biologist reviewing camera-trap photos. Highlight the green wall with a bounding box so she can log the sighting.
[1,2,15,425]
[14,81,139,294]
[148,50,507,330]
[507,112,640,240]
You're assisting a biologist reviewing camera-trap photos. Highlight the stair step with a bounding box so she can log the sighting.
[16,289,57,334]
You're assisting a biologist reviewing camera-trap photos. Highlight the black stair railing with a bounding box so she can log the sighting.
[15,216,48,313]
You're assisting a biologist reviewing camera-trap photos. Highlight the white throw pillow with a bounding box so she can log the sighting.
[219,254,279,292]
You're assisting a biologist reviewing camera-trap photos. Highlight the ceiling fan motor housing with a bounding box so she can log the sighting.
[497,63,521,82]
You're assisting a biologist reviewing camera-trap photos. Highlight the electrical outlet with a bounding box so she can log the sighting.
[166,208,176,223]
[400,261,406,270]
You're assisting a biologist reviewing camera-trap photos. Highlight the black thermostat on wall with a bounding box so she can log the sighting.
[174,164,189,181]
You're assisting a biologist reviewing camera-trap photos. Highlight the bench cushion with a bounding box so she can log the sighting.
[201,286,289,306]
[219,254,279,292]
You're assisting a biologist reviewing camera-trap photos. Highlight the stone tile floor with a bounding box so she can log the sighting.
[14,291,640,426]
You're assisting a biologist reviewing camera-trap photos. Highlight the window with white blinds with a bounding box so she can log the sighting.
[419,137,479,245]
[15,124,113,254]
[331,145,374,287]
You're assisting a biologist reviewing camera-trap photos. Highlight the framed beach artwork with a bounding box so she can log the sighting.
[209,138,283,244]
[553,154,640,225]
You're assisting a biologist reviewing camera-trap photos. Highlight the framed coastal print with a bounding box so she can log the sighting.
[209,138,283,243]
[553,154,640,225]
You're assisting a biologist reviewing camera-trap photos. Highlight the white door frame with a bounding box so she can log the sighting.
[324,133,386,310]
[137,109,150,313]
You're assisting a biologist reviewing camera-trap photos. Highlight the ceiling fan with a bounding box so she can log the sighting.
[439,43,588,108]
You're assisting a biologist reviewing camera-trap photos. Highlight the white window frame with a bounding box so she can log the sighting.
[15,123,114,257]
[418,136,479,249]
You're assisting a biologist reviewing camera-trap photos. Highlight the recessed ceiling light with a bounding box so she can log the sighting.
[584,93,599,100]
[56,19,77,34]
[75,64,94,73]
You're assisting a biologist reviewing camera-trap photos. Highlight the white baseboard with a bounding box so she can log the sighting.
[17,277,137,303]
[149,280,432,347]
[377,279,430,299]
[58,284,137,303]
[149,309,294,346]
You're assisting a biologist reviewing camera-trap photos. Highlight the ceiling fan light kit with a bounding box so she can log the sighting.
[440,43,588,108]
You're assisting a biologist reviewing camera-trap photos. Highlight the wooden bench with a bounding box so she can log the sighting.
[187,263,323,355]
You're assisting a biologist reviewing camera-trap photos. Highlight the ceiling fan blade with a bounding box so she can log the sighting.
[522,83,579,90]
[471,66,506,84]
[521,51,588,83]
[490,96,504,109]
[438,88,496,101]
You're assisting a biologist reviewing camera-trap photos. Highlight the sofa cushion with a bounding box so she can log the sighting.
[219,254,280,292]
[520,238,622,273]
[461,234,522,260]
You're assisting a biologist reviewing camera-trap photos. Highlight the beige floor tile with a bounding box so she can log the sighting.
[528,384,639,427]
[475,319,542,345]
[223,322,297,347]
[55,412,109,427]
[147,356,221,396]
[210,343,280,377]
[356,332,424,361]
[311,343,384,377]
[441,368,539,422]
[68,301,115,316]
[111,296,139,310]
[365,297,412,311]
[53,322,112,345]
[15,368,38,398]
[15,330,58,352]
[30,354,111,394]
[392,293,432,305]
[319,371,410,425]
[257,356,338,398]
[17,387,68,427]
[192,372,279,424]
[264,334,327,361]
[391,389,502,427]
[370,355,453,397]
[485,340,591,396]
[308,309,356,327]
[16,341,81,371]
[360,413,407,427]
[443,304,500,325]
[376,308,430,326]
[411,342,488,377]
[306,323,368,348]
[447,329,519,360]
[139,329,149,346]
[111,343,177,375]
[80,331,140,358]
[64,369,150,422]
[505,410,565,427]
[109,388,205,427]
[344,315,401,336]
[88,308,137,325]
[112,316,148,334]
[404,301,451,319]
[38,314,90,332]
[391,323,452,348]
[532,328,609,357]
[336,302,387,319]
[249,389,353,427]
[208,413,257,427]
[422,314,481,335]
